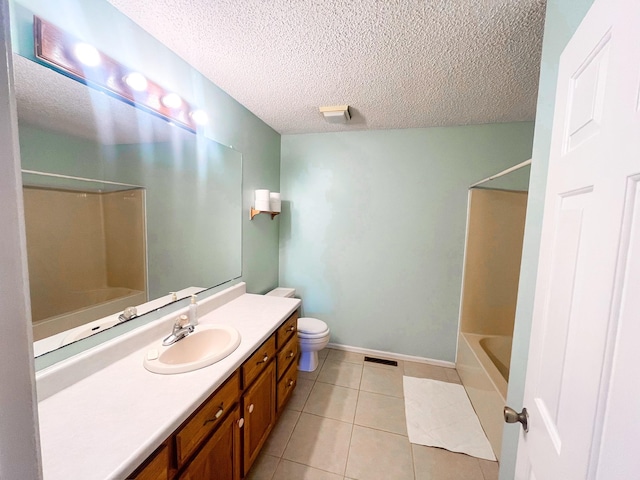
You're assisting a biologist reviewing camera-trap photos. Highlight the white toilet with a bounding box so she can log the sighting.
[266,287,330,372]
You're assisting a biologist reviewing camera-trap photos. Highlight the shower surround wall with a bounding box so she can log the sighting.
[24,187,147,340]
[456,187,528,460]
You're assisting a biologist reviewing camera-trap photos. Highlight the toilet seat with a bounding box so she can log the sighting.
[298,317,329,339]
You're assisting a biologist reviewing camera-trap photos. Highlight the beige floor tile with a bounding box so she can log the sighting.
[326,349,364,364]
[478,459,500,480]
[412,445,484,480]
[403,362,450,382]
[282,413,352,475]
[354,390,407,436]
[245,452,279,480]
[446,368,462,384]
[303,382,358,423]
[287,378,315,411]
[360,364,404,397]
[345,426,414,480]
[318,348,330,360]
[272,459,344,479]
[263,408,301,457]
[317,360,363,389]
[298,357,326,381]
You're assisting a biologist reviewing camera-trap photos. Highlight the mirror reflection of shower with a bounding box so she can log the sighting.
[22,171,147,341]
[455,159,531,461]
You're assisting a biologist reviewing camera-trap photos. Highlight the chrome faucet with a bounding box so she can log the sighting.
[118,306,138,323]
[162,314,194,346]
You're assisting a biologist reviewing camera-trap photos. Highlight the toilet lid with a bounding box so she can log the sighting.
[298,317,329,335]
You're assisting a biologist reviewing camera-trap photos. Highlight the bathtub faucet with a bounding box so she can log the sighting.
[118,306,138,323]
[162,315,194,346]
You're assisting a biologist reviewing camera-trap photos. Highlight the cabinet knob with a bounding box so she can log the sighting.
[288,380,294,387]
[238,418,244,428]
[215,405,224,419]
[257,354,269,365]
[248,403,254,414]
[288,326,295,332]
[288,351,294,358]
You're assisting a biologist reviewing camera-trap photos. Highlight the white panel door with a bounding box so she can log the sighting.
[514,0,640,478]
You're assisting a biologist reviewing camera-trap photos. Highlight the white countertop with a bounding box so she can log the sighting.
[36,290,300,480]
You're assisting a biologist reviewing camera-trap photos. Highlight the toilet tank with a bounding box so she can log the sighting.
[265,287,296,298]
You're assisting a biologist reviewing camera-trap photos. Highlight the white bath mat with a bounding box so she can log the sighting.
[403,376,496,461]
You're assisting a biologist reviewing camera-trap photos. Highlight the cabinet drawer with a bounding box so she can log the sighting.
[175,371,240,466]
[276,333,298,380]
[277,361,298,412]
[276,310,298,349]
[242,335,276,388]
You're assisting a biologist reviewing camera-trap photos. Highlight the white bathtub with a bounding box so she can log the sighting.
[456,332,512,461]
[32,287,146,342]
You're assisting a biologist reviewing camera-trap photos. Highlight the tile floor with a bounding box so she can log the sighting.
[246,348,499,480]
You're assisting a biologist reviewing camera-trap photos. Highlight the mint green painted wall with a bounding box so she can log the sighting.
[280,123,534,362]
[10,0,281,295]
[499,1,595,478]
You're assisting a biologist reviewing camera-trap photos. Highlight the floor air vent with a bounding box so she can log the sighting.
[364,356,398,367]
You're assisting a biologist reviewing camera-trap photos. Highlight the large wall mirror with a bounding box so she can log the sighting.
[12,12,243,366]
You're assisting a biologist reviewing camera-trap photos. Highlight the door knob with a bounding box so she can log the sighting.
[504,406,528,432]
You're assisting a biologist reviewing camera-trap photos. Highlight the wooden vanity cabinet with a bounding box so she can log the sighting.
[129,309,299,480]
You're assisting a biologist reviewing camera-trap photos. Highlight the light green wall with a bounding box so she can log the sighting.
[10,0,282,295]
[280,123,534,362]
[499,1,595,478]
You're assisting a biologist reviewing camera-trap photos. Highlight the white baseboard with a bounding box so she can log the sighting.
[326,342,455,369]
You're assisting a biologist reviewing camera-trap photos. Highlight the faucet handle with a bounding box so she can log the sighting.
[175,314,190,327]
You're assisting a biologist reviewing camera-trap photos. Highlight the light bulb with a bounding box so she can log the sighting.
[161,93,183,109]
[124,72,148,92]
[73,42,101,67]
[190,109,209,125]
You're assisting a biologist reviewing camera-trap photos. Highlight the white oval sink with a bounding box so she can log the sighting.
[143,324,241,374]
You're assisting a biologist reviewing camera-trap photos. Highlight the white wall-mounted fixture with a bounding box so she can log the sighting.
[319,105,351,123]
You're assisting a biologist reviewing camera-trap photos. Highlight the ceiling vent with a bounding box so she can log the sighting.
[319,105,351,123]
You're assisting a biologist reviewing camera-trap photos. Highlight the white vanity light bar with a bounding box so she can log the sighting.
[33,15,206,132]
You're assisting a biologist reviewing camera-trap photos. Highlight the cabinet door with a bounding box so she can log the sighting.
[242,361,276,474]
[178,407,241,480]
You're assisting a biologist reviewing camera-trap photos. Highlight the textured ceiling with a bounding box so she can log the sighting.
[106,0,547,134]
